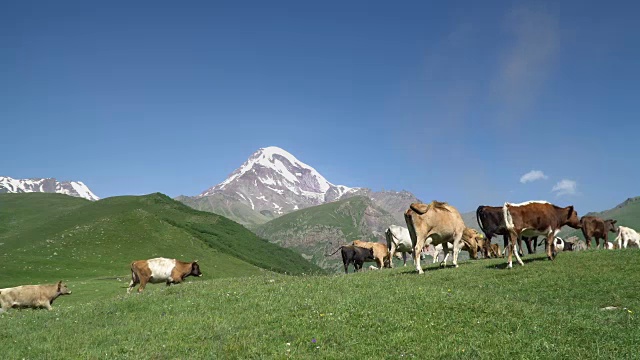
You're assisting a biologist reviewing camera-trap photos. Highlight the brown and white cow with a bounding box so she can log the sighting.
[0,281,71,312]
[502,201,581,268]
[128,258,202,293]
[580,216,619,249]
[404,201,466,274]
[351,240,391,269]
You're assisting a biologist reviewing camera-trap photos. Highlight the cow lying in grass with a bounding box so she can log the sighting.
[128,258,202,294]
[0,281,71,313]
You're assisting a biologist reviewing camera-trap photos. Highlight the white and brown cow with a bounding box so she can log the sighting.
[0,281,71,313]
[502,201,581,268]
[404,201,466,274]
[127,258,202,294]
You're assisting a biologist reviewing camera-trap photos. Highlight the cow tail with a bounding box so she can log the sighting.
[325,246,344,257]
[476,206,486,234]
[385,229,392,251]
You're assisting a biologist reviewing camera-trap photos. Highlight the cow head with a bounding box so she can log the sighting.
[605,219,618,233]
[190,261,203,277]
[565,206,581,229]
[57,281,72,295]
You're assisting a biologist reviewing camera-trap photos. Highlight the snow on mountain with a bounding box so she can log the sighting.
[0,176,99,201]
[198,146,358,215]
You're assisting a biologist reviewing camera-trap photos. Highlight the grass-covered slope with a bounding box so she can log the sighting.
[255,196,397,271]
[560,196,640,244]
[0,193,324,286]
[1,250,638,358]
[176,193,271,226]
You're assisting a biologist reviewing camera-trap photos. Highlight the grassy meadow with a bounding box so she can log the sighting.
[2,250,639,359]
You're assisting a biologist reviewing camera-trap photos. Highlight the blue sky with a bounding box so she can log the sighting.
[2,1,639,213]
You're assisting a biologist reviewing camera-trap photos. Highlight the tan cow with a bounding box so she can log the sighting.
[128,257,202,293]
[351,240,390,269]
[0,281,71,312]
[404,201,466,274]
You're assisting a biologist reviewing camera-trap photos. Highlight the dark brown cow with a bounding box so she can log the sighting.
[503,201,581,268]
[128,257,202,293]
[580,216,619,249]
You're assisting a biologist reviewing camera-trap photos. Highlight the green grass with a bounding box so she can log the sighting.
[0,193,324,287]
[1,250,639,359]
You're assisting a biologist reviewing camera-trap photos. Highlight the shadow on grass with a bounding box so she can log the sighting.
[391,261,476,276]
[484,255,552,269]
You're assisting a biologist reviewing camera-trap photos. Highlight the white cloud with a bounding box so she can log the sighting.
[520,170,548,183]
[552,179,577,196]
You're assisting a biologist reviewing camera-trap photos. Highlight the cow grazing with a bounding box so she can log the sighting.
[351,240,391,269]
[385,225,414,267]
[580,216,619,249]
[502,201,581,268]
[616,226,640,249]
[0,281,71,313]
[327,245,375,273]
[128,258,202,294]
[405,201,466,274]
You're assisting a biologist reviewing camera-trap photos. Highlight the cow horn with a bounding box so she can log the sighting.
[194,260,199,263]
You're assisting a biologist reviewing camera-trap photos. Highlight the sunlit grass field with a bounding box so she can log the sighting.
[2,250,638,359]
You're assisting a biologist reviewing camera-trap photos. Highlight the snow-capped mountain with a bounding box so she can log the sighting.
[198,146,358,215]
[0,176,99,201]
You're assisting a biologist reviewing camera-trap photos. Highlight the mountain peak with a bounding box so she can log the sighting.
[0,176,99,201]
[197,147,356,214]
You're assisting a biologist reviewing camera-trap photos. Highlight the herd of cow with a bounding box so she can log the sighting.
[331,200,640,274]
[2,199,639,313]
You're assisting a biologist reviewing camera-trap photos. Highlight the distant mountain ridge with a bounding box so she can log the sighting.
[0,176,99,201]
[177,147,420,225]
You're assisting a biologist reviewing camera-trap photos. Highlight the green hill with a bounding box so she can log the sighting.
[0,193,324,286]
[560,196,640,244]
[254,196,397,271]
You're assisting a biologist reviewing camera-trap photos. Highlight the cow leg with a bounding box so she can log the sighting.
[546,233,555,260]
[414,236,427,274]
[402,252,407,266]
[388,242,396,268]
[581,228,591,249]
[506,230,524,268]
[524,237,535,254]
[137,278,149,293]
[441,251,450,267]
[516,236,525,257]
[44,301,53,311]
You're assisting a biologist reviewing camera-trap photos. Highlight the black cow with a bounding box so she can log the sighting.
[327,245,375,274]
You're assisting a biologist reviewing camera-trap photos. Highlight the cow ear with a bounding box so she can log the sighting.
[193,260,198,263]
[57,281,62,289]
[611,220,618,224]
